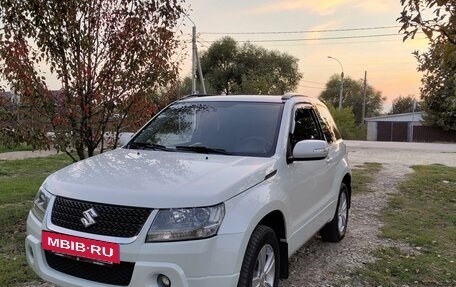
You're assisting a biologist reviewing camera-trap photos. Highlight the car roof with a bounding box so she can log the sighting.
[178,94,320,104]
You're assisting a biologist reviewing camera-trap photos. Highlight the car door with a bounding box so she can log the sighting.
[315,103,344,203]
[286,104,331,252]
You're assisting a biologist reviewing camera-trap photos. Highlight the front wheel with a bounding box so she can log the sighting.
[320,182,349,242]
[237,225,280,287]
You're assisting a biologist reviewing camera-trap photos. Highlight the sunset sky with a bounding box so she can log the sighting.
[180,0,430,110]
[0,0,430,112]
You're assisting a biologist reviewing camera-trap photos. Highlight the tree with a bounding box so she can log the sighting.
[177,76,216,96]
[398,0,456,131]
[415,39,456,131]
[0,0,185,161]
[178,77,193,96]
[390,95,420,114]
[0,91,24,147]
[326,104,365,140]
[319,75,385,124]
[398,0,456,44]
[0,94,9,146]
[200,37,302,95]
[200,37,239,94]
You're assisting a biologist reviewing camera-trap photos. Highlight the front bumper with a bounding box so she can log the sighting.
[26,212,242,287]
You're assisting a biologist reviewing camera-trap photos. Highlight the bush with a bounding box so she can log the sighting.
[327,104,366,140]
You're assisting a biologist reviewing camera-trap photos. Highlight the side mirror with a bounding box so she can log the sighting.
[292,140,329,161]
[118,132,134,146]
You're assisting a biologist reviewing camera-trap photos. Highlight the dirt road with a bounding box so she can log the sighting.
[0,150,58,161]
[280,141,455,287]
[347,140,456,168]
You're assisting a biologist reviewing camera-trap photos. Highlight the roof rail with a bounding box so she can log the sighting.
[180,94,214,100]
[281,94,306,100]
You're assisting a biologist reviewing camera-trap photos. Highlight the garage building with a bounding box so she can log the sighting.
[365,112,456,142]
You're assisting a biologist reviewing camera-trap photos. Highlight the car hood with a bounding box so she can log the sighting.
[43,149,277,208]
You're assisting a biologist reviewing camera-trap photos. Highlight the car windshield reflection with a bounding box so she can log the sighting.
[130,101,284,157]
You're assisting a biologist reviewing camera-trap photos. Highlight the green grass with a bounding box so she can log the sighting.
[0,154,72,204]
[0,155,72,286]
[351,162,382,195]
[0,144,34,154]
[354,165,456,287]
[0,203,38,286]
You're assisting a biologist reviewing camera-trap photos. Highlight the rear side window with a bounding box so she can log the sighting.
[290,107,322,149]
[315,104,341,143]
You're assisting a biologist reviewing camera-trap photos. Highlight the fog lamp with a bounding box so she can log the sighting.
[157,274,171,287]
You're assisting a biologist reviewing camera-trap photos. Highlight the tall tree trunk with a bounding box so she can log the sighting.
[76,144,86,161]
[87,144,95,157]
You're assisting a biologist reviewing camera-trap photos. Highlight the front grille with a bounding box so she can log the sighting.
[45,251,134,286]
[51,196,152,238]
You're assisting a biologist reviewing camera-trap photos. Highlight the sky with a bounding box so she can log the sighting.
[179,0,430,111]
[0,0,429,112]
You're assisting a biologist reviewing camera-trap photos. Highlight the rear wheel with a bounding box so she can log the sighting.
[237,225,280,287]
[320,182,349,242]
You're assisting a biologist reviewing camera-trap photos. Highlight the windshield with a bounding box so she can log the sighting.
[130,101,284,157]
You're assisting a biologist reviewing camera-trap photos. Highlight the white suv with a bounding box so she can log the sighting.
[26,95,351,287]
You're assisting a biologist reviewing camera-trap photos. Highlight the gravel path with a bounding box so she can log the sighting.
[22,283,53,287]
[0,150,58,161]
[280,163,412,287]
[279,143,455,287]
[20,142,456,287]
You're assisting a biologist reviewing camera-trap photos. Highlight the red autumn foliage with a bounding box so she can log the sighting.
[0,0,186,161]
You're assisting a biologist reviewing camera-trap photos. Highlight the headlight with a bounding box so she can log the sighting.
[146,203,225,242]
[31,188,51,222]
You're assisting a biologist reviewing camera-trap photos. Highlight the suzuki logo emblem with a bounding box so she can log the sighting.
[81,208,98,228]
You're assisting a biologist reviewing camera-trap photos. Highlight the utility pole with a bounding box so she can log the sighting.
[191,26,197,94]
[340,71,344,110]
[328,56,344,110]
[191,25,206,95]
[196,52,206,94]
[362,71,367,123]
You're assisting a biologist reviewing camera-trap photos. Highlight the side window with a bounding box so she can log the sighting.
[315,104,341,143]
[290,107,321,149]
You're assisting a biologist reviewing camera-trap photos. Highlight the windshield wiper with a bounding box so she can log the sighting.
[175,145,232,155]
[129,142,172,151]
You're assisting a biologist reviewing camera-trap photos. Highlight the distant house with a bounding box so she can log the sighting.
[365,112,456,142]
[1,90,64,107]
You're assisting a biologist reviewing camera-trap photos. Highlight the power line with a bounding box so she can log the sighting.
[193,36,427,48]
[301,80,326,85]
[202,33,402,43]
[186,32,425,44]
[200,25,401,35]
[299,87,324,90]
[298,84,324,90]
[174,17,186,33]
[258,37,427,47]
[197,40,209,49]
[197,36,212,46]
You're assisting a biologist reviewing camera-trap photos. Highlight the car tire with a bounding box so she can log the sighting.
[320,182,349,242]
[237,225,280,287]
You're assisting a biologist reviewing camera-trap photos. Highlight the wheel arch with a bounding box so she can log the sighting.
[258,210,286,241]
[342,172,352,208]
[221,184,290,281]
[257,210,289,279]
